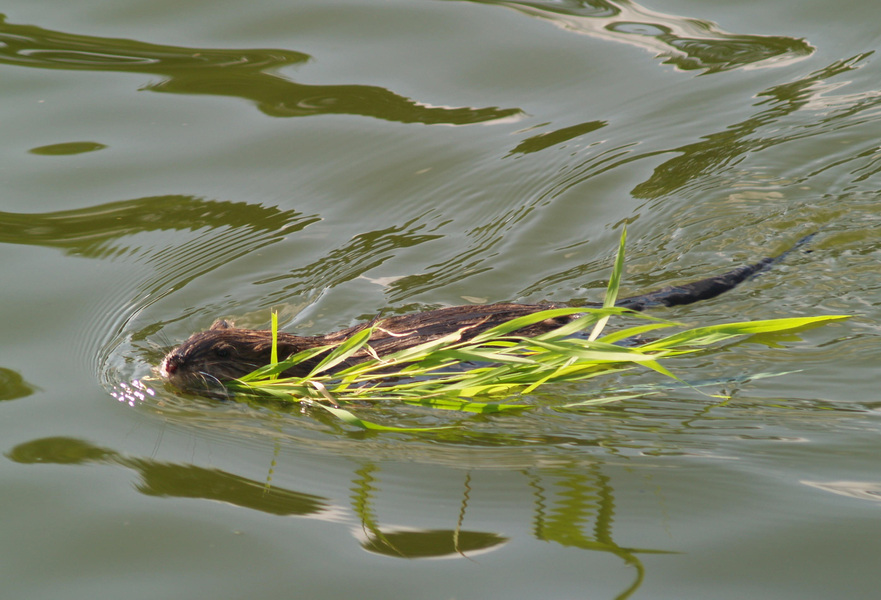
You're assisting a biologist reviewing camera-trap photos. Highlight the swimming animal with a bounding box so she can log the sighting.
[161,236,809,393]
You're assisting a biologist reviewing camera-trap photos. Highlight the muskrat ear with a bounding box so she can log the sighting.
[209,319,233,331]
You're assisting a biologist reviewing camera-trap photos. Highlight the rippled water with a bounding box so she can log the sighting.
[3,1,881,599]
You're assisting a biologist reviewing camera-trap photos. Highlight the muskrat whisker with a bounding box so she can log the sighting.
[196,371,234,400]
[197,371,222,385]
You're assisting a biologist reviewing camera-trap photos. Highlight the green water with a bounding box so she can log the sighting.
[3,1,881,598]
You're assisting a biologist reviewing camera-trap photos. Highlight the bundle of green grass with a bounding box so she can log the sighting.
[226,231,846,430]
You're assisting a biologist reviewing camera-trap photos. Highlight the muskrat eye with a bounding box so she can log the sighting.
[214,345,233,358]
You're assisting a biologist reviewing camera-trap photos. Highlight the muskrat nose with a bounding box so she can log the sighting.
[161,353,184,376]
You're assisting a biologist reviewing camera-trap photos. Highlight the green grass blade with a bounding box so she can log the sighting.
[270,310,279,380]
[639,315,849,350]
[589,227,627,341]
[531,309,620,340]
[596,321,676,345]
[314,403,452,431]
[307,326,375,376]
[561,392,660,408]
[402,398,532,413]
[603,226,627,309]
[466,307,594,343]
[357,329,468,368]
[237,345,333,382]
[429,347,537,365]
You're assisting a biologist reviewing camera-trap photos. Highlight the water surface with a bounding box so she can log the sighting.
[3,1,881,599]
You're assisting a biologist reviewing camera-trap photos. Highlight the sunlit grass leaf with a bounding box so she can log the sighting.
[315,403,452,431]
[236,345,332,382]
[638,316,849,351]
[561,392,661,409]
[401,397,532,413]
[468,307,592,342]
[589,226,627,341]
[428,347,536,365]
[270,310,279,380]
[346,328,467,370]
[307,326,374,376]
[596,321,675,344]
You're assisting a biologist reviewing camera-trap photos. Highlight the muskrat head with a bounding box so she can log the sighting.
[160,319,304,393]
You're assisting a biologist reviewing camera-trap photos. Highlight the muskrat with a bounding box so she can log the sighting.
[161,238,810,393]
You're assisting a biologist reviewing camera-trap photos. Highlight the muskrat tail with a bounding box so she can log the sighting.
[615,231,818,312]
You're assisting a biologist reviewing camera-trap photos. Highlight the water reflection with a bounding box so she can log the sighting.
[352,466,509,559]
[467,0,813,73]
[258,212,445,306]
[28,141,107,156]
[0,195,322,384]
[8,435,664,597]
[0,14,521,125]
[802,480,881,502]
[507,51,881,233]
[508,120,607,156]
[0,195,316,259]
[8,436,329,516]
[630,53,881,199]
[0,367,38,401]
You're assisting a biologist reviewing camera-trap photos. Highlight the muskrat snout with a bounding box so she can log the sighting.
[159,320,292,392]
[160,352,184,377]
